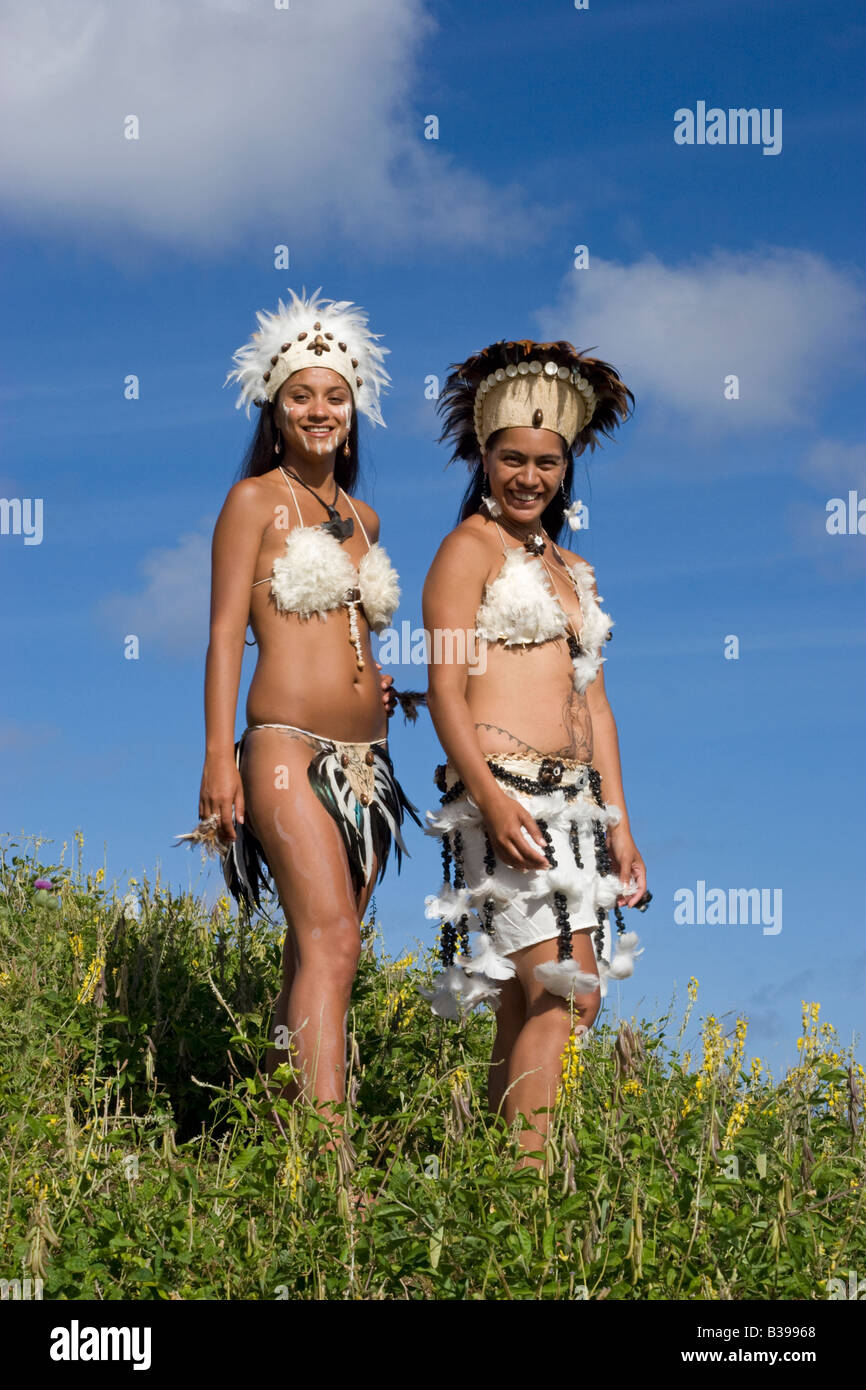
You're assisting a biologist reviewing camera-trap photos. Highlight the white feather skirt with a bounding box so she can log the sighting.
[420,755,639,1015]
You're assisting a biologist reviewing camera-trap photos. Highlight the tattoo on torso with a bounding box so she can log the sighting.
[565,689,593,763]
[475,704,592,762]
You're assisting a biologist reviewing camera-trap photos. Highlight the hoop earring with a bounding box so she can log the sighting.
[274,430,282,456]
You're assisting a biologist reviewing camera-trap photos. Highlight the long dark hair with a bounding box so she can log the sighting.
[457,430,579,545]
[233,400,360,491]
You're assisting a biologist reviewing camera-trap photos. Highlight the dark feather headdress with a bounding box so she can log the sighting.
[437,338,634,465]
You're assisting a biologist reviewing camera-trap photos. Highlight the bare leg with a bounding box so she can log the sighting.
[239,728,377,1117]
[487,976,524,1116]
[503,929,602,1169]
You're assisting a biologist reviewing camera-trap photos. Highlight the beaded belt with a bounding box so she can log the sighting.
[435,753,603,807]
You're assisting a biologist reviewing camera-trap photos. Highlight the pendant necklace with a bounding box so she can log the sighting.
[279,465,354,541]
[495,515,546,556]
[279,465,365,670]
[539,538,585,661]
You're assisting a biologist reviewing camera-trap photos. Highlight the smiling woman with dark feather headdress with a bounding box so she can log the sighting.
[419,337,650,1169]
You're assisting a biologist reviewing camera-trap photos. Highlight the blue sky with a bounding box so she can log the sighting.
[1,0,864,1076]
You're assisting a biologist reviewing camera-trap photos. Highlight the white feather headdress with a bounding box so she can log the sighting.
[224,287,390,427]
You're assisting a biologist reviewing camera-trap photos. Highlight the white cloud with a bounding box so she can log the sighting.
[97,524,213,657]
[537,248,865,432]
[0,0,535,254]
[784,496,866,577]
[799,437,866,489]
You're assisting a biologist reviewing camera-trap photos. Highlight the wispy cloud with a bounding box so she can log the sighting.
[97,524,213,658]
[0,720,61,753]
[0,0,538,256]
[799,437,866,489]
[537,248,865,432]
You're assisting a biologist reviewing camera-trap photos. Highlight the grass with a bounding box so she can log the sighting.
[1,832,863,1300]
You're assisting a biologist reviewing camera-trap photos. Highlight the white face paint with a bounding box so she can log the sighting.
[277,384,354,458]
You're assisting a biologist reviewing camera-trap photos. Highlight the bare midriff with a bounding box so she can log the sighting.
[245,517,387,745]
[466,637,593,764]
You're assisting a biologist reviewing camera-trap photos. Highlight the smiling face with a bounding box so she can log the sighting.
[274,367,354,460]
[483,426,567,526]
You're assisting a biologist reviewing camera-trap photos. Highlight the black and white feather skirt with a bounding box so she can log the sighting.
[221,733,420,915]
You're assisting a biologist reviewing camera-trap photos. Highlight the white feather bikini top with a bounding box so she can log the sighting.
[474,527,613,694]
[252,475,400,633]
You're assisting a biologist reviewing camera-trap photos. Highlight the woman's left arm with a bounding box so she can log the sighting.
[585,660,647,908]
[353,498,397,716]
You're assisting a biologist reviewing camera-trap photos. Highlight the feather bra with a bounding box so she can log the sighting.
[474,545,613,694]
[252,477,400,634]
[260,524,400,633]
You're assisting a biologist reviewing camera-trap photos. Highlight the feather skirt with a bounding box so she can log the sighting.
[305,741,421,897]
[221,733,420,915]
[419,755,641,1018]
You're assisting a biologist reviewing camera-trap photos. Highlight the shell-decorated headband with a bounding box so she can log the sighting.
[474,358,597,450]
[224,287,390,427]
[437,339,634,463]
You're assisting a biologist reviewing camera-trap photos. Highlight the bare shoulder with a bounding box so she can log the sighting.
[553,539,591,568]
[218,473,278,528]
[432,512,500,568]
[557,542,602,581]
[344,493,380,542]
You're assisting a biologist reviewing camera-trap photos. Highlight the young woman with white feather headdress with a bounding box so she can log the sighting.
[419,337,650,1169]
[177,288,422,1124]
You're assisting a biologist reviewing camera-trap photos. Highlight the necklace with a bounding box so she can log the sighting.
[280,466,354,542]
[495,514,546,555]
[279,465,366,670]
[538,540,584,658]
[497,521,584,658]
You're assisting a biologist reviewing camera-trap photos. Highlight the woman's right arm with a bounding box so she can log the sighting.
[200,479,266,841]
[422,529,548,872]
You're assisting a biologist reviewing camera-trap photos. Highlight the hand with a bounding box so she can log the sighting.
[375,661,397,718]
[199,755,245,845]
[607,825,647,907]
[481,791,550,872]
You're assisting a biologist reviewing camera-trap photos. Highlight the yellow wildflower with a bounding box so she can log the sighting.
[728,1017,748,1080]
[723,1097,750,1147]
[701,1014,725,1080]
[279,1152,303,1202]
[76,951,105,1005]
[559,1028,585,1101]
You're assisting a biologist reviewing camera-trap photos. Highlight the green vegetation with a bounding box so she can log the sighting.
[1,835,863,1300]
